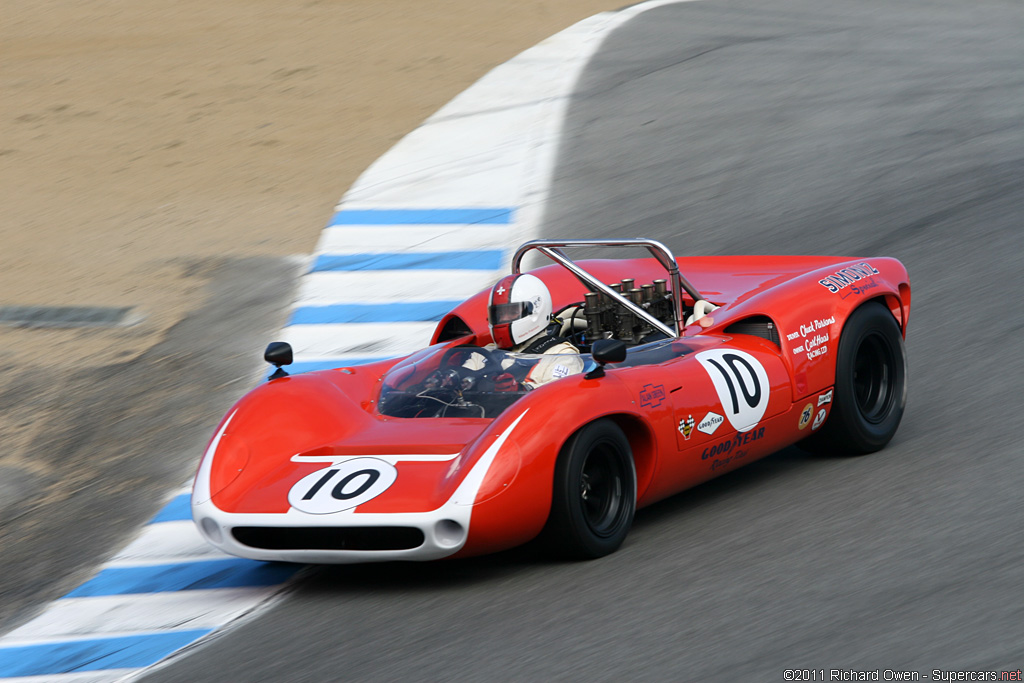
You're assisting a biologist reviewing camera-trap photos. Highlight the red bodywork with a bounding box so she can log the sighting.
[192,254,910,563]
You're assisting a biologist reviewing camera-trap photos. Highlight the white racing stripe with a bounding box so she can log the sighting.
[291,452,461,464]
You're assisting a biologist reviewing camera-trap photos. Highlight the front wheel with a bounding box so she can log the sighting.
[806,301,907,455]
[543,419,636,559]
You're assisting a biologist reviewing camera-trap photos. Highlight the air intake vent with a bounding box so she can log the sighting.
[232,526,424,551]
[436,315,472,342]
[725,316,780,347]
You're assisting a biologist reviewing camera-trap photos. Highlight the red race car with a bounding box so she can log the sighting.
[192,239,910,562]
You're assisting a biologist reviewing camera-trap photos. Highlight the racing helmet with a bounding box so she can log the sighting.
[488,273,552,348]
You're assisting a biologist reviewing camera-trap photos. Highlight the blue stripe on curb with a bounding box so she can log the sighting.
[63,559,301,598]
[311,251,503,272]
[289,301,460,325]
[0,629,212,677]
[149,493,192,524]
[329,208,513,225]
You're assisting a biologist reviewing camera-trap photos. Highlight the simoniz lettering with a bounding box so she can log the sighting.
[818,262,880,294]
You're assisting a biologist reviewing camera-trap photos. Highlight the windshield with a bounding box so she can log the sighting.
[378,344,590,419]
[377,338,698,419]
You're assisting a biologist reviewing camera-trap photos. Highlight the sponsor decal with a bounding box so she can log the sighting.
[697,411,724,436]
[804,334,829,360]
[551,364,571,379]
[818,389,833,406]
[812,408,827,431]
[700,426,766,460]
[785,316,835,342]
[818,262,880,294]
[701,428,765,470]
[798,403,814,430]
[640,383,667,408]
[695,349,770,432]
[787,316,835,361]
[710,449,748,471]
[678,415,695,440]
[842,276,880,298]
[288,458,397,514]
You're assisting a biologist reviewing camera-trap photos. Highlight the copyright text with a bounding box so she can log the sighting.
[783,670,1023,681]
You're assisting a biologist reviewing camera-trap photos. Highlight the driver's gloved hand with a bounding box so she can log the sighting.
[461,351,489,371]
[493,373,518,392]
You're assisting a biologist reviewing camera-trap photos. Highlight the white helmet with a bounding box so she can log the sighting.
[488,273,552,348]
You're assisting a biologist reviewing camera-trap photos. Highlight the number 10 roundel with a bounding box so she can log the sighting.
[288,458,398,514]
[695,349,770,432]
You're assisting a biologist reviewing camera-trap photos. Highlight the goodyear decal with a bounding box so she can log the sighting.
[700,426,766,460]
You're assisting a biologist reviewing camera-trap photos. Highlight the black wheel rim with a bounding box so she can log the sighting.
[852,332,897,424]
[579,441,627,537]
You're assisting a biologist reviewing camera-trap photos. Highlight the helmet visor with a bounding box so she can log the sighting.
[488,301,534,325]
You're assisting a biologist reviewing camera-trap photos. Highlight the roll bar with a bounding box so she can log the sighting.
[511,238,704,338]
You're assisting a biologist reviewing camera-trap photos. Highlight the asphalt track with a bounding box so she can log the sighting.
[145,0,1024,680]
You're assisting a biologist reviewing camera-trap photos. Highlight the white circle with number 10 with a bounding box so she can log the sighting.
[695,349,770,432]
[288,458,398,514]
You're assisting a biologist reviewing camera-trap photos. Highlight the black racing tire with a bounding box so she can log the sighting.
[543,419,636,559]
[803,301,907,455]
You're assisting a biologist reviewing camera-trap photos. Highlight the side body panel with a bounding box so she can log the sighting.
[612,335,795,505]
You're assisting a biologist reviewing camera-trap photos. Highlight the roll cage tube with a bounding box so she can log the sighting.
[511,238,704,338]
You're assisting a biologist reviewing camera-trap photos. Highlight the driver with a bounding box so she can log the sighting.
[470,273,583,389]
[488,273,575,354]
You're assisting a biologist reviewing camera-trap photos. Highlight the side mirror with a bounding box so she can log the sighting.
[585,338,627,379]
[265,341,293,380]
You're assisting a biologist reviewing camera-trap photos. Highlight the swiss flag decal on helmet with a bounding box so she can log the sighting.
[487,273,552,349]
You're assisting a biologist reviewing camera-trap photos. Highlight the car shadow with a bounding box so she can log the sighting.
[296,445,831,593]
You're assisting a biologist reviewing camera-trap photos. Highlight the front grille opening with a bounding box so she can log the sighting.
[232,526,425,551]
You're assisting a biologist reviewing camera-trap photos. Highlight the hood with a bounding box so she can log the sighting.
[198,368,516,516]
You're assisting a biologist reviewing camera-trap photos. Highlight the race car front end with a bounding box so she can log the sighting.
[191,361,536,564]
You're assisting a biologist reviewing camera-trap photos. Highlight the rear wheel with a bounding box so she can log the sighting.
[805,301,907,455]
[544,419,636,559]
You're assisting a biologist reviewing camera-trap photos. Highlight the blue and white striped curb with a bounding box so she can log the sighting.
[0,488,303,681]
[280,207,517,373]
[0,2,692,680]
